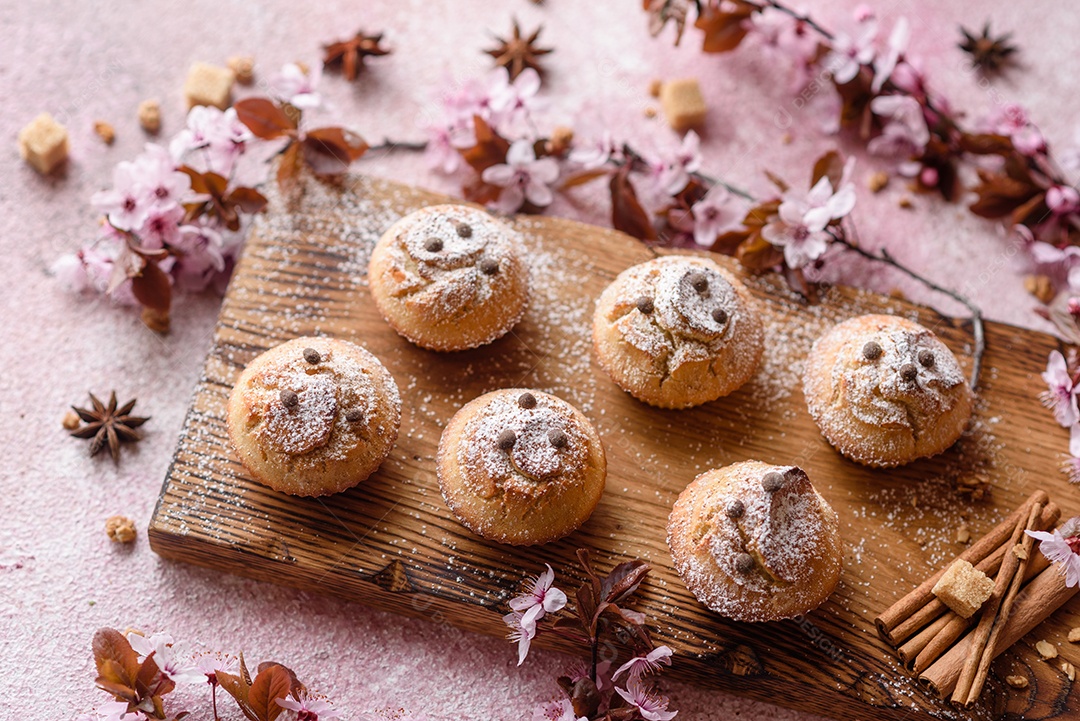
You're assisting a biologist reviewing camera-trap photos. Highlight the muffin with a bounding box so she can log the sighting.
[803,314,974,467]
[592,255,764,408]
[667,461,843,622]
[436,389,606,546]
[226,337,401,496]
[367,204,530,352]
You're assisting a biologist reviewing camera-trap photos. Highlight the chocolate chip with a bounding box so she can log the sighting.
[425,237,444,252]
[712,308,728,324]
[635,296,654,315]
[762,471,785,493]
[725,500,745,519]
[900,363,919,382]
[735,553,755,574]
[303,347,321,364]
[456,223,473,238]
[497,429,517,450]
[548,429,568,448]
[346,409,364,423]
[918,349,935,368]
[480,258,499,275]
[862,341,883,360]
[280,389,299,408]
[517,392,537,409]
[688,272,708,293]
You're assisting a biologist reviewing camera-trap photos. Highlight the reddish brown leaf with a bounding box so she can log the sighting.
[736,232,784,272]
[742,200,781,229]
[811,150,845,189]
[248,664,292,721]
[93,628,140,689]
[1010,192,1048,227]
[969,169,1039,218]
[256,662,306,699]
[460,116,510,174]
[131,259,172,313]
[234,98,297,139]
[711,229,750,255]
[559,168,611,190]
[135,653,171,700]
[302,127,369,176]
[610,166,657,241]
[602,560,650,604]
[217,670,257,721]
[694,0,755,53]
[227,186,269,214]
[461,177,503,205]
[958,132,1014,155]
[276,141,303,194]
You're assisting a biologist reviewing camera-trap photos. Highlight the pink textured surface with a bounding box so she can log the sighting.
[2,1,1076,719]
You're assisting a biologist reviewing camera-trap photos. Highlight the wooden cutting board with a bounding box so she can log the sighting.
[149,171,1080,720]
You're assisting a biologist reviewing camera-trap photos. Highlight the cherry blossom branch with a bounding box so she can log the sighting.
[832,234,986,388]
[367,138,428,152]
[749,0,834,40]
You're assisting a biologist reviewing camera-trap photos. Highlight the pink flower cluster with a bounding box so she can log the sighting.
[506,563,677,721]
[53,104,257,303]
[1041,350,1080,482]
[762,158,857,269]
[1027,516,1080,588]
[424,67,555,212]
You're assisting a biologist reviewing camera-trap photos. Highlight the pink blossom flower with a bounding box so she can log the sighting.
[422,115,474,174]
[488,67,544,134]
[762,159,856,269]
[277,691,342,721]
[134,144,192,207]
[481,140,560,213]
[651,130,702,195]
[270,62,322,110]
[126,632,205,685]
[871,17,909,92]
[614,677,678,721]
[1048,185,1080,215]
[137,204,185,250]
[1027,516,1080,586]
[823,13,878,85]
[568,132,621,170]
[532,699,587,721]
[690,185,748,247]
[171,223,227,292]
[170,106,252,176]
[503,610,536,665]
[612,646,673,681]
[193,652,238,685]
[1042,351,1079,427]
[868,95,929,167]
[508,563,568,634]
[987,104,1046,156]
[748,9,818,90]
[92,162,149,231]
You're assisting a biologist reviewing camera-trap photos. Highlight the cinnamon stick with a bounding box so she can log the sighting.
[962,503,1041,704]
[951,505,1034,703]
[908,552,1051,673]
[880,498,1059,646]
[920,563,1078,698]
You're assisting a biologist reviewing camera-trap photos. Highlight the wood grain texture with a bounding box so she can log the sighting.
[149,171,1080,720]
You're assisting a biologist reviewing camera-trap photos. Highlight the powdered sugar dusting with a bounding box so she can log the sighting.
[458,391,590,499]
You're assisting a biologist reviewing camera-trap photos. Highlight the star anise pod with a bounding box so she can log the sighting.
[959,22,1018,74]
[485,19,552,80]
[70,392,149,463]
[323,30,390,82]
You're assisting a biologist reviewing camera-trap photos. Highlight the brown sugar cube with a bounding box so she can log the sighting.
[183,62,235,110]
[659,78,707,132]
[931,558,994,619]
[138,99,161,134]
[227,55,255,85]
[105,515,137,543]
[18,113,69,174]
[1069,627,1080,643]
